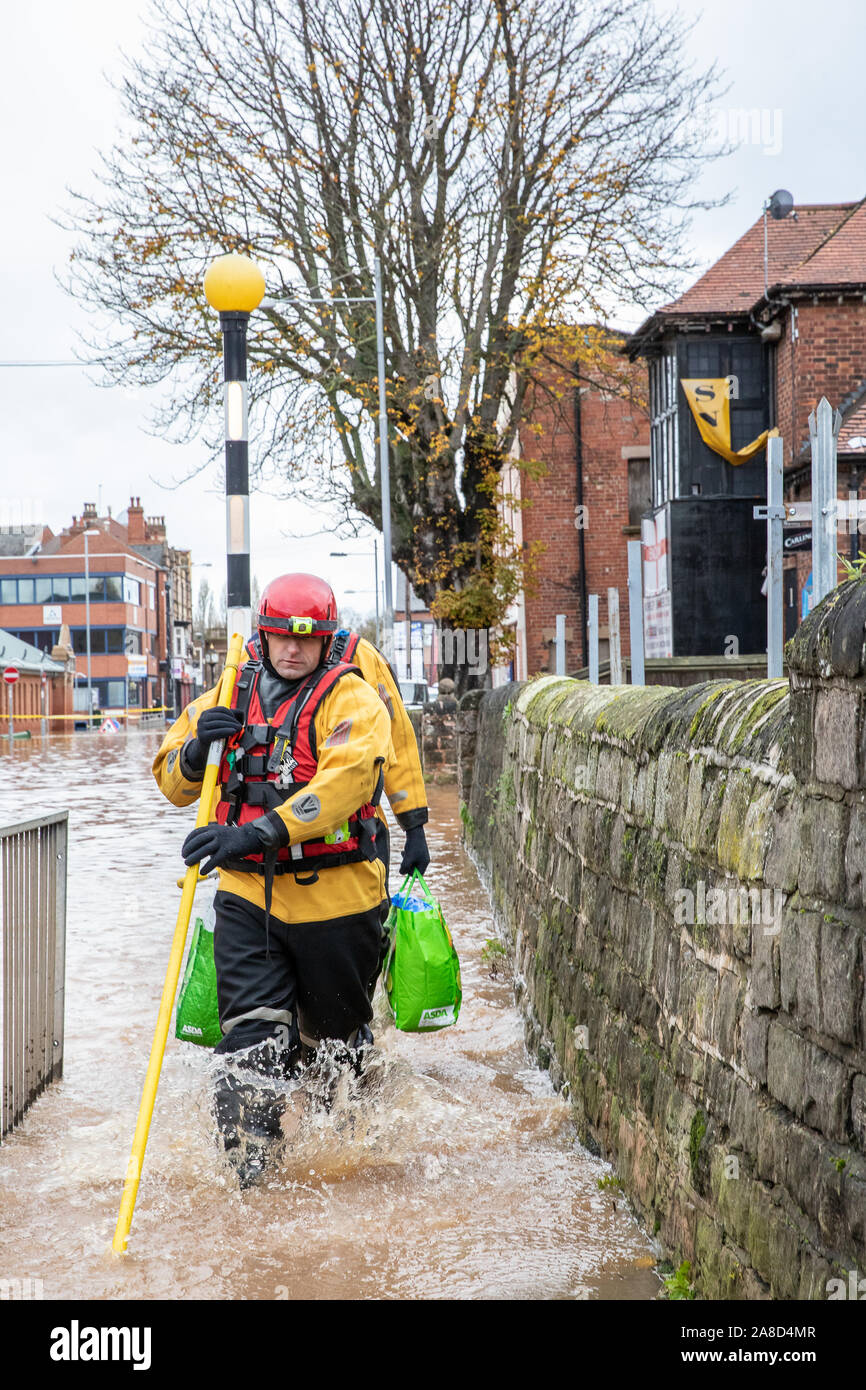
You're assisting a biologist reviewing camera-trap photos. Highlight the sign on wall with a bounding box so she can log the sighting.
[641,512,673,659]
[680,378,778,466]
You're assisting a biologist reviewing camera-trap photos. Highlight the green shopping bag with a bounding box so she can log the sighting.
[382,870,462,1032]
[175,897,222,1048]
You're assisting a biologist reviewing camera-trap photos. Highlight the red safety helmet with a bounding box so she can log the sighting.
[257,573,339,640]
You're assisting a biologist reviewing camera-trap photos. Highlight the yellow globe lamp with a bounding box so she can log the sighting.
[203,253,266,314]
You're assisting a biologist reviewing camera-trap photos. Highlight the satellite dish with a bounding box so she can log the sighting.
[768,189,794,220]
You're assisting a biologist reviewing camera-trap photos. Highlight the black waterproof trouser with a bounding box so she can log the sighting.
[212,890,387,1060]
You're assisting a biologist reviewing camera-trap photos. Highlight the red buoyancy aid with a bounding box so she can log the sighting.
[214,656,382,875]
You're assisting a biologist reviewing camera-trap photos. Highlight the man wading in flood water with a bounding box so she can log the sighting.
[153,572,429,1186]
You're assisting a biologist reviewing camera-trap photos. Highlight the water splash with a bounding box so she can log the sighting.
[0,733,661,1300]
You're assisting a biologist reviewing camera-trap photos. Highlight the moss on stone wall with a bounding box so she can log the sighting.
[461,591,866,1300]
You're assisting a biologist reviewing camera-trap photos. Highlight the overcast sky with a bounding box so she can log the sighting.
[2,0,863,614]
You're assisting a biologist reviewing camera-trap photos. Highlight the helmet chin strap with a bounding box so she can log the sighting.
[258,628,277,678]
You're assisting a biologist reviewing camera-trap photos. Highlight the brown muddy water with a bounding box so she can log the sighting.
[0,729,661,1301]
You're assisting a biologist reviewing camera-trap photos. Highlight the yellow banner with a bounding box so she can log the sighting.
[680,378,778,466]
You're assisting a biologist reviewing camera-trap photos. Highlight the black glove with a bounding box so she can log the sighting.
[183,706,245,774]
[399,825,430,876]
[182,821,268,876]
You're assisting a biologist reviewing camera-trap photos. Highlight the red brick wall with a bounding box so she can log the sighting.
[775,299,866,461]
[0,551,162,700]
[0,671,73,735]
[518,361,649,674]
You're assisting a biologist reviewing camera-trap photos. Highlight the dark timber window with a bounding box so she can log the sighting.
[649,335,770,505]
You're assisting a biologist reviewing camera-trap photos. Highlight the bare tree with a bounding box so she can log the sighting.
[193,577,217,640]
[66,0,721,685]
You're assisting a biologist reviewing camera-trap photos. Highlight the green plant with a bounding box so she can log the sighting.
[496,766,517,812]
[839,550,866,579]
[597,1173,622,1192]
[488,766,517,826]
[502,699,513,723]
[480,937,508,978]
[663,1260,696,1300]
[459,801,475,837]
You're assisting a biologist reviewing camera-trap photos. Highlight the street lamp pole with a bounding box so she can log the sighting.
[204,254,266,645]
[266,262,394,658]
[191,562,213,698]
[330,545,380,648]
[373,258,393,661]
[373,537,379,648]
[82,528,99,730]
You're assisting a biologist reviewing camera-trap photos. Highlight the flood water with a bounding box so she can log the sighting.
[0,728,661,1301]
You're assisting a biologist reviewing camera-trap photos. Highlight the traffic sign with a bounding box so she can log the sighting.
[3,667,19,685]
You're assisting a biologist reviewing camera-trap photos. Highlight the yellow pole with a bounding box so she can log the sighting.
[111,632,246,1255]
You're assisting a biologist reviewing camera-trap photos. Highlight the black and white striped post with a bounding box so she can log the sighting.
[203,254,266,641]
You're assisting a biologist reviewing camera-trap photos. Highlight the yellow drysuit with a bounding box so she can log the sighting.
[153,663,391,923]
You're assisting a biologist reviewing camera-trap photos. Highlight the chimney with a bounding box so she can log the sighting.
[127,496,145,544]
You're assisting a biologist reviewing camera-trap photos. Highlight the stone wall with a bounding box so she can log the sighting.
[421,682,458,782]
[460,579,866,1300]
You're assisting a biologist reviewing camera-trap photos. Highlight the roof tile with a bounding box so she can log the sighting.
[661,203,861,316]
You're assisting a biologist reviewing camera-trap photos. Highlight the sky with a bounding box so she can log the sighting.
[2,0,863,615]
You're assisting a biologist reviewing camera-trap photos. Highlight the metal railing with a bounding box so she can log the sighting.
[0,811,67,1140]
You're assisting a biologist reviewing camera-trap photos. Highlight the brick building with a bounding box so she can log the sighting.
[123,499,196,712]
[497,343,650,679]
[625,197,866,648]
[0,629,75,736]
[0,498,195,716]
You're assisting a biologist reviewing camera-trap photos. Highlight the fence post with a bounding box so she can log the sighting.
[810,396,841,607]
[554,614,566,676]
[627,541,645,685]
[52,816,67,1084]
[767,435,785,678]
[588,595,599,684]
[608,588,622,685]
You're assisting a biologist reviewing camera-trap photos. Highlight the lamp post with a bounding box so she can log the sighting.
[203,254,266,644]
[82,528,100,730]
[330,542,379,646]
[190,562,213,699]
[65,543,160,729]
[265,258,393,658]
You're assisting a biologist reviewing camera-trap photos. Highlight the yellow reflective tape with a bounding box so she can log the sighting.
[5,708,173,720]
